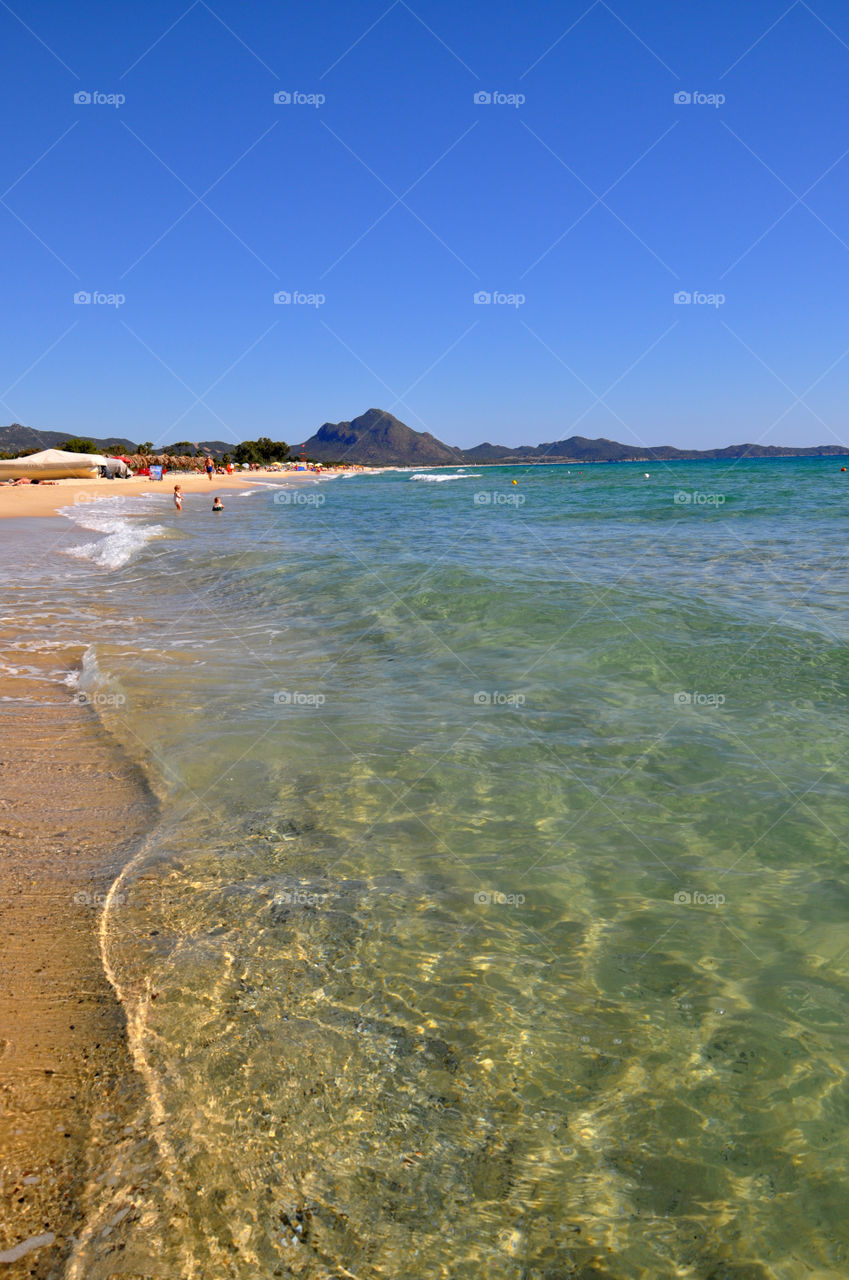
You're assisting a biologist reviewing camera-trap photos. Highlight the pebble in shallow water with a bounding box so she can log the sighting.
[0,1232,56,1263]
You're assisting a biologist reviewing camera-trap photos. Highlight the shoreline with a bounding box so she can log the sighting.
[0,678,158,1277]
[0,467,346,520]
[0,464,386,1271]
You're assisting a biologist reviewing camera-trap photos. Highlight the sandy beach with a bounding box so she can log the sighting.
[0,677,156,1278]
[0,468,337,520]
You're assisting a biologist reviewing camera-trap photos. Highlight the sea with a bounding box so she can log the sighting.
[3,458,849,1280]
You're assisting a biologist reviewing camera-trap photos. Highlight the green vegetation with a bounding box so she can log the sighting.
[63,437,98,454]
[234,437,289,464]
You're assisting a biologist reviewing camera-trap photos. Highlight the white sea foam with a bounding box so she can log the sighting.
[6,638,79,653]
[63,647,93,690]
[0,661,51,679]
[65,644,100,693]
[59,498,168,569]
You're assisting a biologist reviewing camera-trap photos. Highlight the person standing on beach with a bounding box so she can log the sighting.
[174,484,183,511]
[205,455,214,481]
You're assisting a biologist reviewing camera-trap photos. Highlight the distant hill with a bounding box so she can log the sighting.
[461,441,517,462]
[305,414,849,465]
[0,424,138,456]
[301,408,463,465]
[0,424,236,458]
[487,437,849,463]
[4,416,849,466]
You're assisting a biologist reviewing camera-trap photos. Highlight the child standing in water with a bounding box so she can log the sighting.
[212,496,223,511]
[174,485,183,510]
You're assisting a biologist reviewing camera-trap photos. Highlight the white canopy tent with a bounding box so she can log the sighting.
[0,448,110,481]
[105,457,133,478]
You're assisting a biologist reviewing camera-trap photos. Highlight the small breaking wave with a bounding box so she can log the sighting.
[60,498,168,569]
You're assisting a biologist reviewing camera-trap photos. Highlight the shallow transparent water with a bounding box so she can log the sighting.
[4,461,849,1278]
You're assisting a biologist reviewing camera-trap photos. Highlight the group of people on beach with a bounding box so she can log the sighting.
[173,484,223,512]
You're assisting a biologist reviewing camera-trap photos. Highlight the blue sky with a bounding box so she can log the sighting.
[2,0,849,450]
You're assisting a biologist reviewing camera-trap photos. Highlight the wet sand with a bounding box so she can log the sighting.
[0,676,156,1278]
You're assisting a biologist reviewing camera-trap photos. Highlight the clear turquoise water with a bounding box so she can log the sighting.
[5,460,849,1279]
